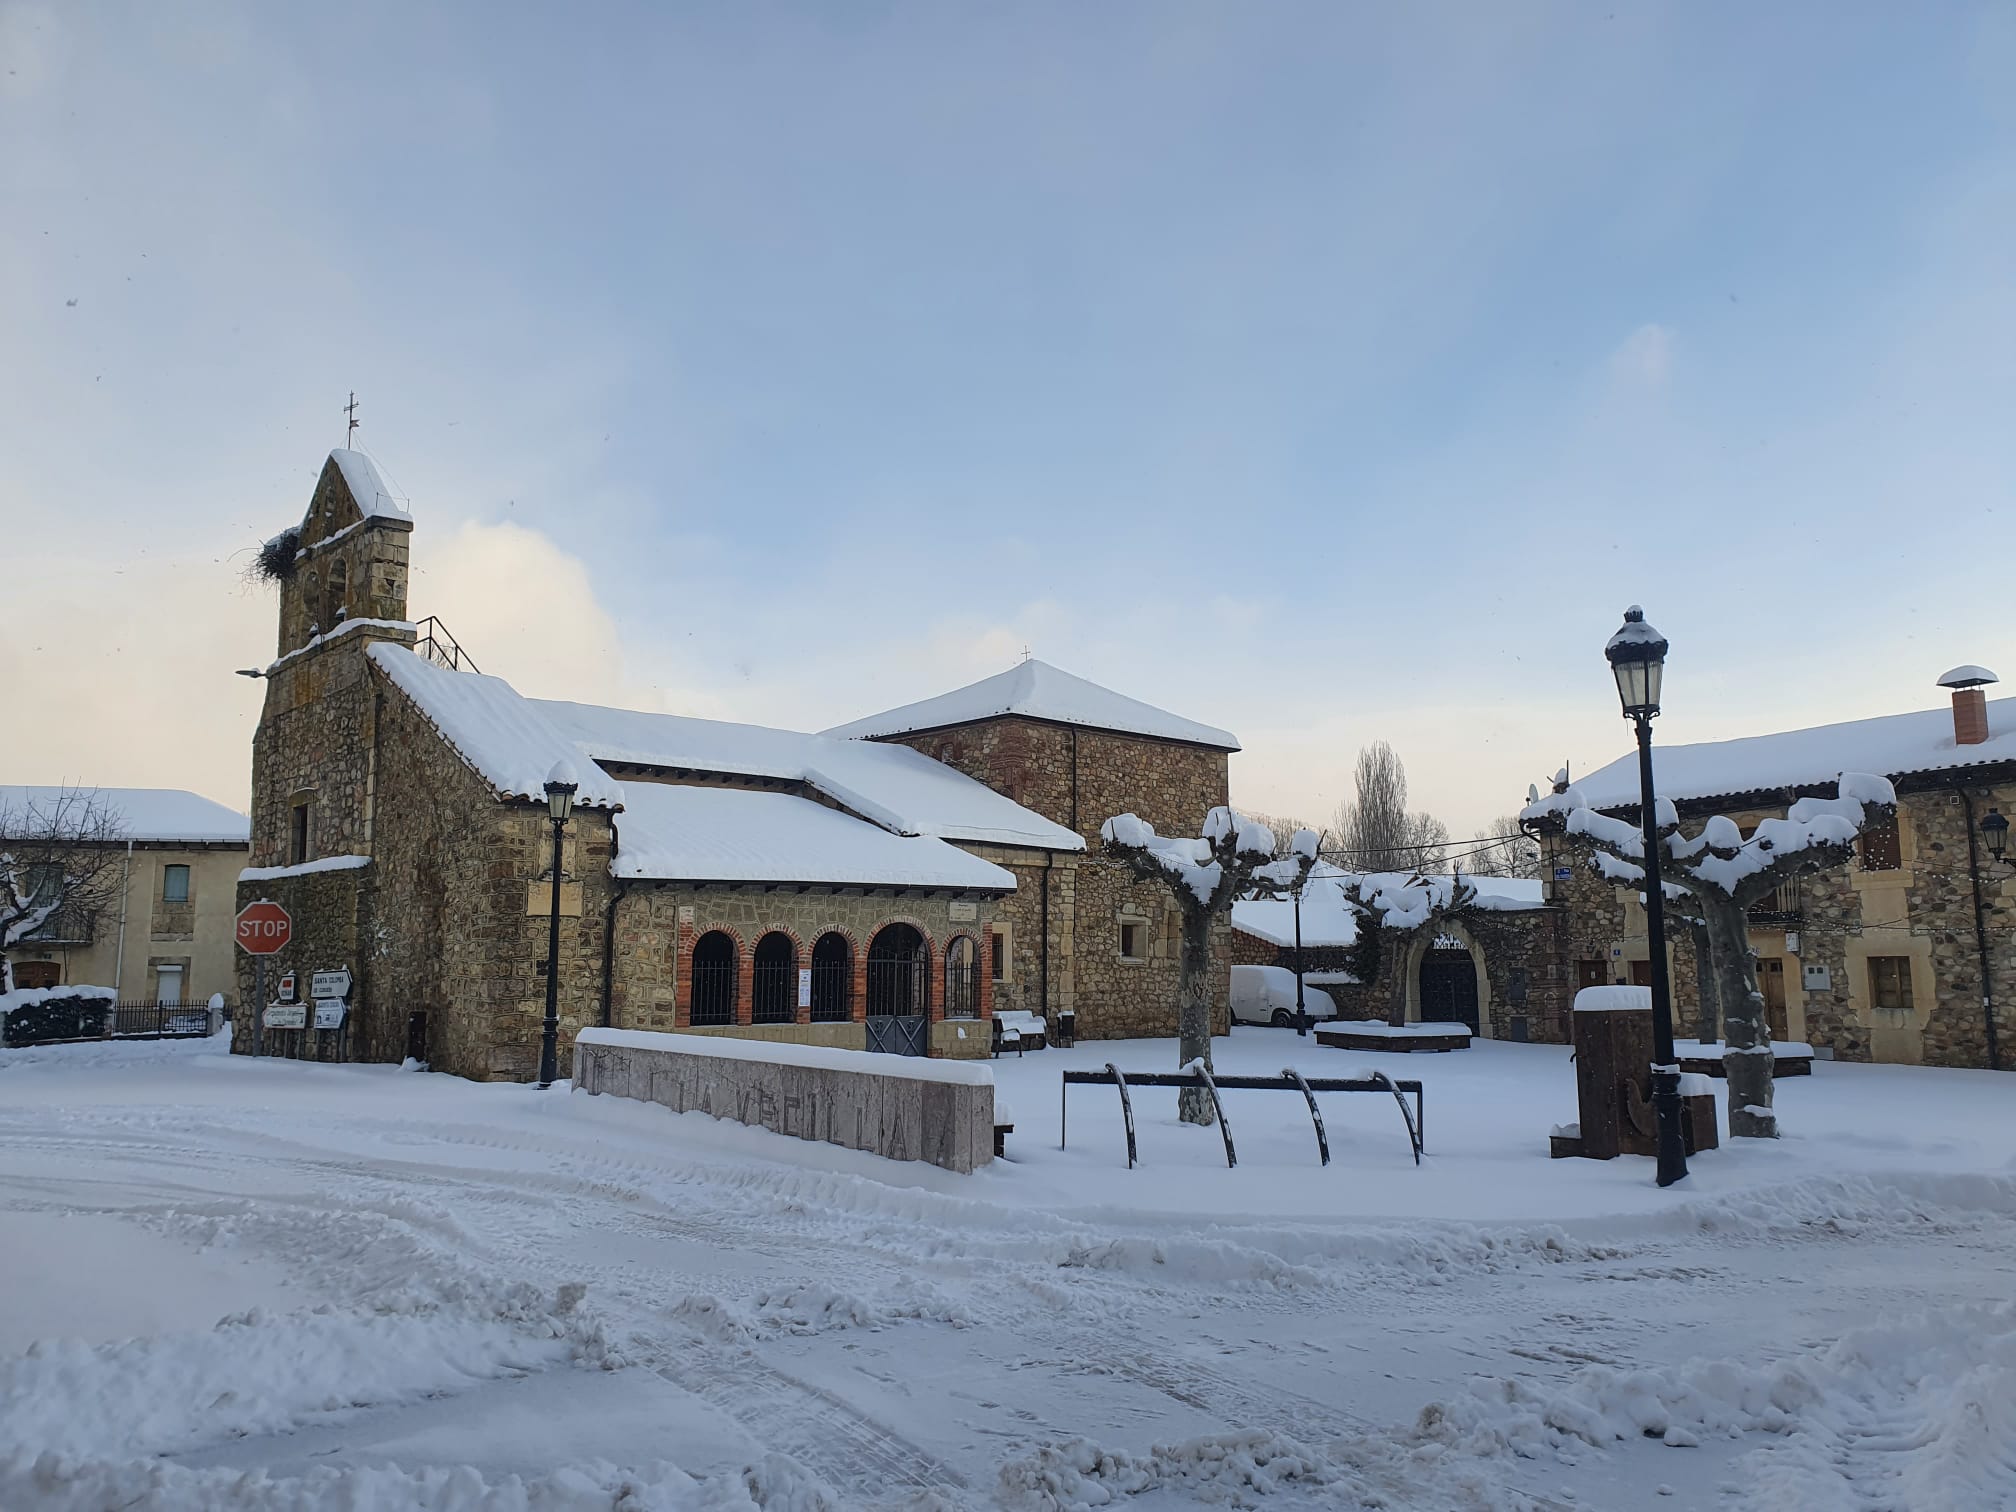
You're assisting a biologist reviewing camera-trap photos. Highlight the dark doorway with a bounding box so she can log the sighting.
[1418,946,1480,1033]
[1757,957,1788,1040]
[866,923,929,1056]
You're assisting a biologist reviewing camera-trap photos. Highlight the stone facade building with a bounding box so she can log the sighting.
[234,451,1245,1080]
[1541,671,2016,1069]
[3,786,249,1005]
[1230,867,1571,1041]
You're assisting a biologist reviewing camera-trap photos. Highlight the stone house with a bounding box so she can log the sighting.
[2,786,250,1004]
[1230,865,1570,1040]
[1542,669,2016,1069]
[234,451,1243,1080]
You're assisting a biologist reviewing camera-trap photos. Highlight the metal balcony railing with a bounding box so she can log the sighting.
[413,616,480,674]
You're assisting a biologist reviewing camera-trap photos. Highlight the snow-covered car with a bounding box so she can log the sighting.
[1229,964,1337,1027]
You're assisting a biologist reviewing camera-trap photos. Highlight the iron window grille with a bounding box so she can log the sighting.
[689,931,738,1026]
[810,932,853,1022]
[945,936,979,1018]
[866,924,929,1018]
[751,932,798,1024]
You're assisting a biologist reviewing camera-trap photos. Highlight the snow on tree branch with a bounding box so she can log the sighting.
[1,789,128,995]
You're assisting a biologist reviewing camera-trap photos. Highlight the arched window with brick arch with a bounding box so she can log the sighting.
[689,930,738,1026]
[866,923,929,1018]
[751,931,797,1024]
[810,932,853,1022]
[944,936,979,1018]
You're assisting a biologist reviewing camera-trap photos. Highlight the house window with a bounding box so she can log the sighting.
[289,800,313,866]
[162,865,190,903]
[990,925,1008,982]
[1120,920,1143,960]
[945,936,979,1018]
[750,932,797,1024]
[1859,814,1901,872]
[689,931,739,1026]
[1868,956,1914,1012]
[154,964,185,1006]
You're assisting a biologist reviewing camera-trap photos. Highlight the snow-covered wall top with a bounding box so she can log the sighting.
[821,659,1241,751]
[0,786,249,844]
[1565,696,2016,811]
[576,1026,996,1085]
[328,449,411,521]
[611,782,1017,890]
[365,645,625,810]
[532,697,1084,852]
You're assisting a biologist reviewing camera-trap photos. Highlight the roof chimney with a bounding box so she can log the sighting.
[1937,665,1999,746]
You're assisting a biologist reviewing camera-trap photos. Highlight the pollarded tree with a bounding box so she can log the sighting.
[1101,807,1319,1125]
[1340,871,1480,1026]
[1524,773,1896,1139]
[1,788,127,994]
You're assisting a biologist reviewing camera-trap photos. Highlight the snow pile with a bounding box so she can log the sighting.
[610,782,1015,890]
[327,447,410,520]
[1573,985,1649,1012]
[750,1279,971,1334]
[1415,1299,2016,1512]
[0,1026,229,1069]
[0,1452,841,1512]
[0,1279,615,1465]
[0,785,248,843]
[0,984,114,1017]
[997,1430,1339,1510]
[239,853,372,882]
[1101,807,1304,908]
[367,644,625,810]
[577,1027,996,1086]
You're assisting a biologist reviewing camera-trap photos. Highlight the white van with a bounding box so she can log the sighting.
[1230,964,1338,1027]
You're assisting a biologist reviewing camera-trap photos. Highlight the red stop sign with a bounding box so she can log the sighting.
[235,901,293,955]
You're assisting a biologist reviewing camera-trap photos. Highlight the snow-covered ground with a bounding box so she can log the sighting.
[3,1028,2012,1511]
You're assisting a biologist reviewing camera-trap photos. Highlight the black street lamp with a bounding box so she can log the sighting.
[1605,606,1688,1188]
[1982,808,2011,869]
[1292,882,1309,1036]
[537,760,579,1091]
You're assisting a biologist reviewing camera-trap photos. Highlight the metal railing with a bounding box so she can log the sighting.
[109,1001,220,1038]
[413,615,481,674]
[1747,881,1802,925]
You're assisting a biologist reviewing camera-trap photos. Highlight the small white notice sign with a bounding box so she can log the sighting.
[310,969,351,1001]
[264,1002,307,1030]
[797,968,812,1008]
[313,999,347,1030]
[948,900,977,923]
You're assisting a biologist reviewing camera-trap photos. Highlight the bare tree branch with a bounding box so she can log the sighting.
[1,789,128,994]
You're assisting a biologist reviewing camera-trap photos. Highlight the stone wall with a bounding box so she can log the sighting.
[277,458,412,660]
[875,718,1233,1039]
[574,1029,995,1172]
[229,860,371,1056]
[1305,906,1571,1042]
[1545,778,2016,1069]
[610,884,997,1059]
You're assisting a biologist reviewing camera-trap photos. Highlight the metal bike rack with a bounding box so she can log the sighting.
[1061,1067,1424,1170]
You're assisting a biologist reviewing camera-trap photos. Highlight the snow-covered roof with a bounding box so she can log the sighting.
[1230,866,1545,948]
[327,449,411,522]
[0,786,249,844]
[533,699,1083,851]
[823,659,1241,751]
[1565,696,2016,811]
[365,645,626,809]
[611,783,1016,890]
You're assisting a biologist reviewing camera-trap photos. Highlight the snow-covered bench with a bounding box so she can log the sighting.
[991,1010,1047,1056]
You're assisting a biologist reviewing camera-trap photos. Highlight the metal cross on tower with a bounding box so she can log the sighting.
[344,392,359,447]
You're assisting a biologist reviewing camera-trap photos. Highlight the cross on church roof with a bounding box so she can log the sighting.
[345,391,359,447]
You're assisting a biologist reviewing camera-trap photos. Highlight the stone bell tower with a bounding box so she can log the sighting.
[247,450,417,873]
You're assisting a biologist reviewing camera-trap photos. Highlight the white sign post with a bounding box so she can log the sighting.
[312,999,347,1030]
[264,1002,307,1030]
[797,968,812,1009]
[310,969,351,1002]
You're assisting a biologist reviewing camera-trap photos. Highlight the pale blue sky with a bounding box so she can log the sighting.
[3,2,2012,836]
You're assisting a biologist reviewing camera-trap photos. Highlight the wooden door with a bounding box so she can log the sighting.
[1629,959,1653,988]
[1757,958,1788,1040]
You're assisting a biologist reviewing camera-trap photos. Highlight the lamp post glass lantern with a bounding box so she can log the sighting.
[537,762,580,1090]
[1982,807,2010,865]
[1605,607,1688,1187]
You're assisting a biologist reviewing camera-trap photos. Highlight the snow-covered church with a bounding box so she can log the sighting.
[235,451,1241,1078]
